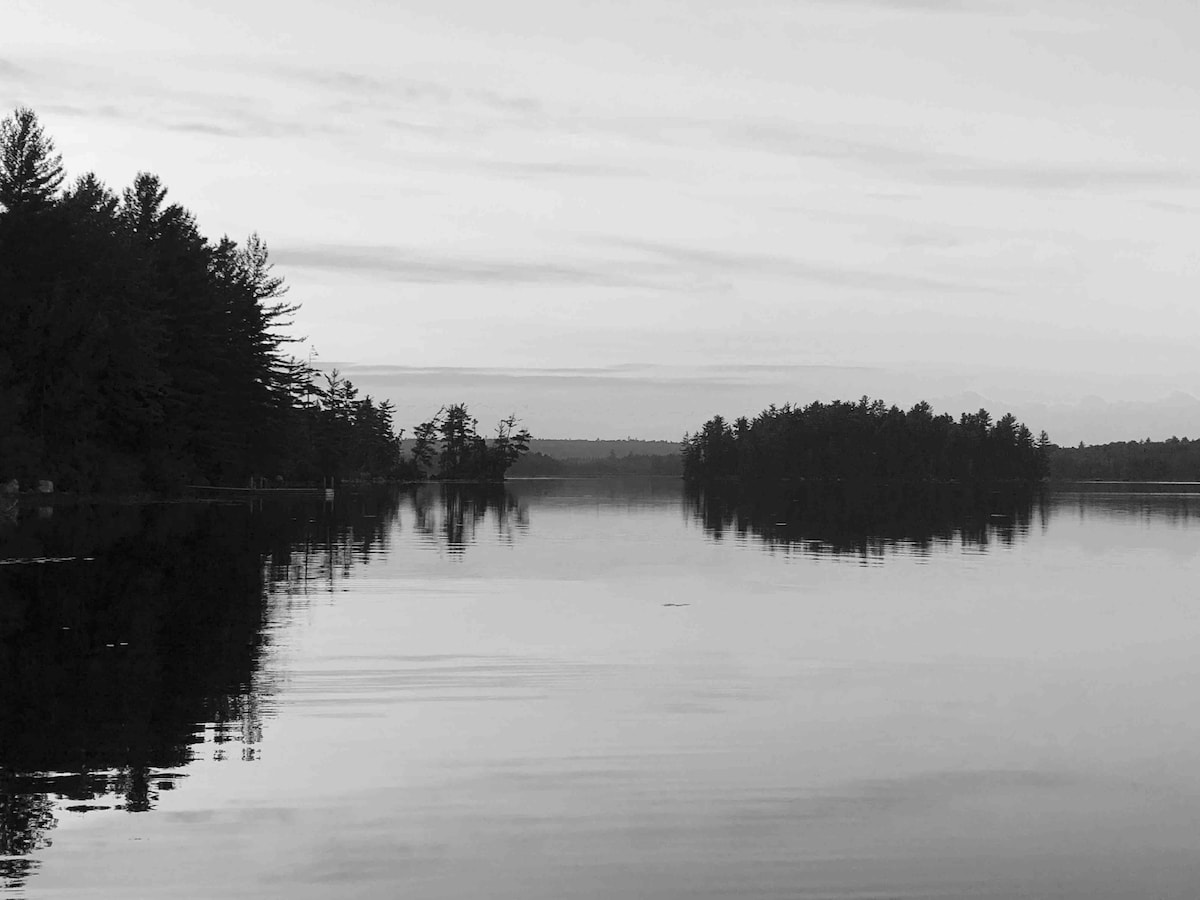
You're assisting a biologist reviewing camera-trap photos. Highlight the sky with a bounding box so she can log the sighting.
[3,0,1199,441]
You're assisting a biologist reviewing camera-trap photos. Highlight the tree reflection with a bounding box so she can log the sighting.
[259,488,402,594]
[0,491,399,890]
[409,483,527,554]
[1053,484,1200,527]
[688,481,1039,560]
[0,791,54,886]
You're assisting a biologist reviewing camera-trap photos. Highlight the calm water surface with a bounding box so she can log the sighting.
[2,481,1199,898]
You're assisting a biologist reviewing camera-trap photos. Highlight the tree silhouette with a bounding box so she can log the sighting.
[0,107,526,491]
[0,113,314,488]
[683,399,1048,484]
[0,108,63,213]
[410,405,531,480]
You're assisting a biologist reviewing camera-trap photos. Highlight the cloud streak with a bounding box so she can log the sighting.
[327,362,882,387]
[280,66,543,117]
[935,162,1200,191]
[388,152,649,180]
[725,120,1200,192]
[272,243,664,289]
[813,0,1004,12]
[39,55,1184,198]
[461,159,644,180]
[590,116,1198,195]
[38,94,336,141]
[276,236,998,297]
[599,236,1000,295]
[0,58,27,79]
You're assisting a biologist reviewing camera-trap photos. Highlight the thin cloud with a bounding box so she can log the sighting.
[278,65,542,116]
[282,238,929,293]
[164,121,244,138]
[727,119,1200,192]
[1147,200,1200,215]
[936,162,1200,191]
[40,102,127,121]
[447,158,645,179]
[767,203,989,251]
[731,121,936,168]
[809,0,1008,12]
[891,230,967,249]
[38,96,333,140]
[293,68,454,103]
[161,111,334,139]
[315,362,883,389]
[272,243,664,289]
[600,236,999,295]
[471,87,541,115]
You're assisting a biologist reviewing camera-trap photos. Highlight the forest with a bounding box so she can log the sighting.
[682,398,1050,484]
[1047,437,1200,482]
[0,108,529,492]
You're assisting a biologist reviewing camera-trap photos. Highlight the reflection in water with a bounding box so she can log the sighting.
[689,481,1042,559]
[260,489,402,595]
[509,476,683,509]
[3,482,1200,898]
[410,483,528,554]
[1054,484,1200,527]
[0,503,265,889]
[0,484,525,890]
[0,492,403,891]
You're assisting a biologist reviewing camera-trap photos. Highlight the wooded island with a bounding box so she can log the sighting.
[683,400,1051,483]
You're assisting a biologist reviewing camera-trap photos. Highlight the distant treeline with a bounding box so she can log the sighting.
[398,438,682,477]
[0,107,529,491]
[1048,437,1200,482]
[398,438,679,461]
[508,451,683,478]
[683,398,1049,483]
[522,439,680,460]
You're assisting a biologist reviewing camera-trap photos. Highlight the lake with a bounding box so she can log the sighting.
[2,480,1199,898]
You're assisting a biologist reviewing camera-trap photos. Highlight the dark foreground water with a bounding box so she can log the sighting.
[2,481,1199,898]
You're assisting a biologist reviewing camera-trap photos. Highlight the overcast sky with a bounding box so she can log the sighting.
[4,0,1199,438]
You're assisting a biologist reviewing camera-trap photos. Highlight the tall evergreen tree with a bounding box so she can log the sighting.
[0,107,518,491]
[0,107,63,212]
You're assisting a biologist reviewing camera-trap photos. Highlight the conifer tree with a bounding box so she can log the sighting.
[0,107,64,212]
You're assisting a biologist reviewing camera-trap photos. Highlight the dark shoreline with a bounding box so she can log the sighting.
[9,477,1200,509]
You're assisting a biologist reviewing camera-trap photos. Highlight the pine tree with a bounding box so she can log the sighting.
[0,107,64,212]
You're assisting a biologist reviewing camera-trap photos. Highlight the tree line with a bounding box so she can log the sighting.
[1047,437,1200,481]
[0,107,529,491]
[682,398,1050,483]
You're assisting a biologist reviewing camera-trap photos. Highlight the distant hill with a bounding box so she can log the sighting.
[526,439,679,460]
